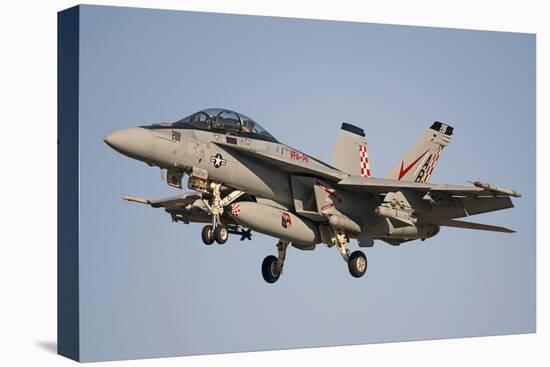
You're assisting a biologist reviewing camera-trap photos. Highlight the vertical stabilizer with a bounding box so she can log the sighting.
[385,121,453,183]
[331,123,371,177]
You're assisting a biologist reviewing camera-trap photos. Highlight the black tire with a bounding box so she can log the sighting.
[214,225,228,244]
[348,250,367,278]
[261,255,280,283]
[201,225,215,245]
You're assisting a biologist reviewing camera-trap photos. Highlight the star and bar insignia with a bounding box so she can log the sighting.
[210,153,227,168]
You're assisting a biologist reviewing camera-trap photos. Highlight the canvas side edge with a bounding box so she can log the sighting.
[57,5,80,362]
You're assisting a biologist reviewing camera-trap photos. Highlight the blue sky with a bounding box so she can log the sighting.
[76,5,535,361]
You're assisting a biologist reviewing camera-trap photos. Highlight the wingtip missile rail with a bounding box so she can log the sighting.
[472,181,522,198]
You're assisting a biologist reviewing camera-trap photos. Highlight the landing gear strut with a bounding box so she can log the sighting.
[334,230,350,262]
[333,229,368,278]
[200,182,244,245]
[261,240,289,283]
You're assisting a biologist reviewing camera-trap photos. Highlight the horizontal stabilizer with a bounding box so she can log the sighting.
[437,219,515,233]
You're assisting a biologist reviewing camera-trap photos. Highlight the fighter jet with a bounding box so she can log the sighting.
[104,108,521,283]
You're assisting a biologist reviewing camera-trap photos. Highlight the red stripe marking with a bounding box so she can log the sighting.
[398,150,429,180]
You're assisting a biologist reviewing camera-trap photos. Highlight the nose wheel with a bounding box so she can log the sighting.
[214,225,228,244]
[201,225,215,245]
[201,224,228,245]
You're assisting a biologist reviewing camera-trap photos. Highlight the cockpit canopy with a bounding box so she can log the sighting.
[172,108,278,142]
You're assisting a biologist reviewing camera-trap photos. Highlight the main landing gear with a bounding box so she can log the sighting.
[261,240,288,283]
[260,234,367,283]
[333,229,368,278]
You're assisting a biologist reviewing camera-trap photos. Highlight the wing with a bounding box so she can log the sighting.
[338,176,481,195]
[214,141,343,182]
[123,192,202,209]
[338,176,519,197]
[338,176,519,220]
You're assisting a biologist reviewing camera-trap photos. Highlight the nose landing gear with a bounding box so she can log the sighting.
[200,182,244,245]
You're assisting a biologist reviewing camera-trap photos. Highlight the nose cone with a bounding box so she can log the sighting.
[104,127,155,161]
